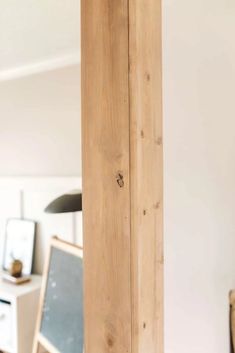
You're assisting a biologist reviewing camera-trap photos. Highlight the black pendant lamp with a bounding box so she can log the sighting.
[45,190,82,214]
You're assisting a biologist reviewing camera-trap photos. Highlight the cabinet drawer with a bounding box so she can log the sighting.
[0,300,12,349]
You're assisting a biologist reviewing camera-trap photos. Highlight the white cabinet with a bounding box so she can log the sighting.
[0,300,12,350]
[0,273,41,353]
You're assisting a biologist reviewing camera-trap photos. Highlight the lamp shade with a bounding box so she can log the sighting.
[45,190,82,213]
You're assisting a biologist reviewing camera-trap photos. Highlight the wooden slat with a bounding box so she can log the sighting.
[129,1,163,353]
[37,333,60,353]
[81,0,131,353]
[82,0,163,352]
[129,0,163,352]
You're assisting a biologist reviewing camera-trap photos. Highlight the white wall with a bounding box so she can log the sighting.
[0,65,81,176]
[163,1,235,352]
[0,0,80,74]
[0,66,82,275]
[0,177,82,275]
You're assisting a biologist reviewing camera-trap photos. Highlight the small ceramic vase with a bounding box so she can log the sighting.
[9,260,23,278]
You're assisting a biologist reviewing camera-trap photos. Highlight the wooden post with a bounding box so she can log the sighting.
[81,0,163,352]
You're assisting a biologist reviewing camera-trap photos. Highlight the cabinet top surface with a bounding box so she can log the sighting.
[0,271,42,299]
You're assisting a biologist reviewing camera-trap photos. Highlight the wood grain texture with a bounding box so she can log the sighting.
[82,0,163,352]
[81,0,132,352]
[129,1,163,352]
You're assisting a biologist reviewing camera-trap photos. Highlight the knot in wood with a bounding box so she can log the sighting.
[116,173,124,188]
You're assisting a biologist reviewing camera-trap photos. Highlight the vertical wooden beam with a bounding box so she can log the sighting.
[81,0,163,352]
[81,1,131,352]
[129,1,163,353]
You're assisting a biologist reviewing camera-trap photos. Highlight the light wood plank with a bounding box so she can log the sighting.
[37,333,60,353]
[129,1,163,352]
[81,0,131,352]
[82,0,163,352]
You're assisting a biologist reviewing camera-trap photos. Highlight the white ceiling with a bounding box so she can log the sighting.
[0,0,80,81]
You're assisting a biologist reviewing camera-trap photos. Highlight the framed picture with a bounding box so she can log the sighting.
[33,237,83,353]
[2,218,36,275]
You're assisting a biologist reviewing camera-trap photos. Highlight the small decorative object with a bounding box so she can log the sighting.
[2,272,31,284]
[9,259,23,278]
[2,218,36,276]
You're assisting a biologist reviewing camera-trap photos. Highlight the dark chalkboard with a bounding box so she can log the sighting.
[39,242,83,353]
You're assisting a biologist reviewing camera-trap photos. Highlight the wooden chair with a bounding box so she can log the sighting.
[229,290,235,352]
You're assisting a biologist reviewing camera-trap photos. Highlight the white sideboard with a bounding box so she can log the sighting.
[0,273,41,353]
